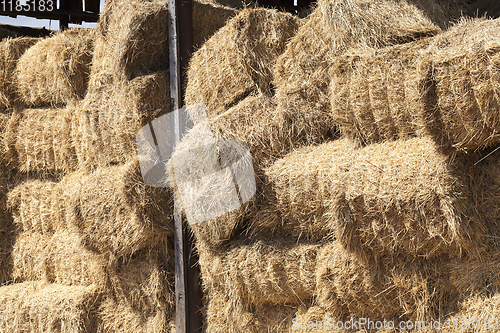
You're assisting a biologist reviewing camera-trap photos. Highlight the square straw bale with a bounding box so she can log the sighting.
[15,29,95,107]
[0,281,101,333]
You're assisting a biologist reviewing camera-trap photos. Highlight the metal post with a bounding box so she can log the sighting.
[167,0,187,331]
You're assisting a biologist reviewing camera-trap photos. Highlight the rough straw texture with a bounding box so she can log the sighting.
[197,235,319,308]
[261,137,484,258]
[73,71,168,170]
[316,241,456,322]
[329,38,431,145]
[0,167,13,285]
[0,282,100,333]
[65,159,173,258]
[15,28,95,107]
[425,17,500,151]
[0,37,38,111]
[90,0,168,88]
[272,0,461,148]
[185,8,301,118]
[192,0,237,49]
[4,105,78,174]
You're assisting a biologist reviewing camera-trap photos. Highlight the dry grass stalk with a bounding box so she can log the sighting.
[329,38,431,145]
[4,105,78,174]
[15,28,95,107]
[185,8,301,118]
[197,235,319,307]
[73,71,168,170]
[261,137,485,258]
[425,17,500,151]
[192,0,237,49]
[0,281,101,332]
[315,241,457,322]
[0,37,38,111]
[65,159,173,258]
[90,0,168,88]
[272,0,461,148]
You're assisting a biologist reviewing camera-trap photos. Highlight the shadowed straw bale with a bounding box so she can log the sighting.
[11,231,108,286]
[90,0,168,88]
[4,105,78,174]
[98,298,174,333]
[73,71,168,170]
[0,281,101,332]
[197,235,318,307]
[185,8,301,118]
[7,179,66,233]
[329,38,431,145]
[315,241,457,322]
[0,37,38,111]
[468,0,500,19]
[15,28,95,107]
[65,159,173,258]
[204,293,299,333]
[424,17,500,151]
[192,0,237,49]
[260,137,485,258]
[272,0,462,147]
[0,169,14,285]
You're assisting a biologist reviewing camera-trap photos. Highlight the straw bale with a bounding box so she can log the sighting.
[185,8,301,118]
[15,28,95,107]
[197,235,319,307]
[272,0,460,148]
[261,137,484,258]
[65,159,173,258]
[98,298,173,333]
[0,281,100,332]
[204,293,299,333]
[73,71,168,170]
[0,37,38,112]
[0,170,14,285]
[329,38,431,145]
[90,0,168,88]
[7,179,66,233]
[192,0,237,49]
[425,17,500,151]
[11,231,108,286]
[315,241,457,322]
[468,0,500,19]
[4,105,78,174]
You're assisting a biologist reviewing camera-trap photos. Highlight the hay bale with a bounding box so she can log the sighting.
[329,38,431,145]
[3,105,78,174]
[0,37,38,112]
[98,298,174,333]
[204,293,299,333]
[73,71,168,170]
[272,0,462,148]
[11,231,108,286]
[192,0,237,49]
[0,172,14,285]
[261,137,485,258]
[315,241,456,322]
[15,28,95,107]
[425,17,500,151]
[0,281,100,332]
[90,0,168,88]
[184,8,301,118]
[65,159,173,258]
[197,235,319,307]
[7,179,66,233]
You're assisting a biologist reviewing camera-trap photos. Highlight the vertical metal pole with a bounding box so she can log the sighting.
[168,0,187,332]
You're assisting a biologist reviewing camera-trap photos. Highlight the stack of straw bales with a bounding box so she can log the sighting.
[272,0,467,147]
[179,1,500,331]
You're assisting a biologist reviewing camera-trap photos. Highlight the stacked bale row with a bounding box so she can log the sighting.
[179,0,500,332]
